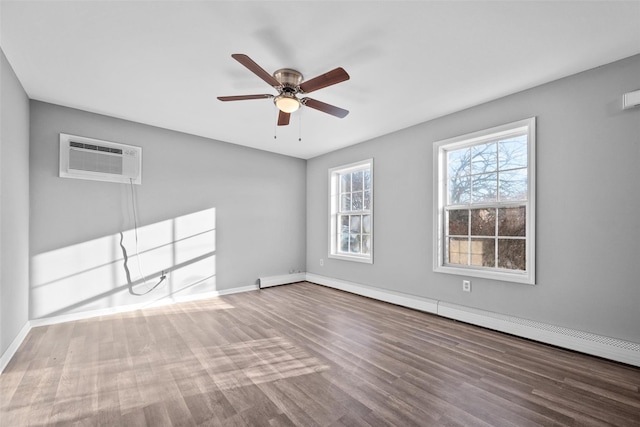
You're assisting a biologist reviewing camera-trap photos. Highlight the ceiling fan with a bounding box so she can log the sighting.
[218,54,350,126]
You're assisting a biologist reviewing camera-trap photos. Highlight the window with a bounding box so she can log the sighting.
[434,118,535,284]
[329,159,373,263]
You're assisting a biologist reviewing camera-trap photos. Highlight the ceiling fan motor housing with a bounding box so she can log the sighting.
[273,68,304,113]
[273,68,303,91]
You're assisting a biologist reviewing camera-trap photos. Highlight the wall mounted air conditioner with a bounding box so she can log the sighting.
[59,133,142,184]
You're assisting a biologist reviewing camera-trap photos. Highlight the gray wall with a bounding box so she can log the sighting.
[307,55,640,343]
[1,48,30,355]
[30,101,306,319]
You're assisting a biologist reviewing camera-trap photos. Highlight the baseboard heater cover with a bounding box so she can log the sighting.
[259,273,307,289]
[305,273,439,314]
[305,273,640,367]
[437,302,640,367]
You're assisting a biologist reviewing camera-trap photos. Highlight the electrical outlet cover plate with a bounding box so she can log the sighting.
[462,280,471,292]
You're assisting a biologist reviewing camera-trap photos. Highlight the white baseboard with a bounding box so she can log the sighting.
[305,273,640,367]
[259,273,306,288]
[0,321,31,373]
[305,273,439,314]
[437,302,640,367]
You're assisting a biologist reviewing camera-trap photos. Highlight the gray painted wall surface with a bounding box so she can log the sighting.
[1,48,30,355]
[307,55,640,343]
[30,101,306,319]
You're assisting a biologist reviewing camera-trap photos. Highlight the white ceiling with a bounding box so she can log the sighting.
[1,1,639,159]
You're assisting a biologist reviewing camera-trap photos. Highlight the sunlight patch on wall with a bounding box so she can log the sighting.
[30,208,217,319]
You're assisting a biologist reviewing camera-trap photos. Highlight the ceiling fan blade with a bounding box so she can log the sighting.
[302,98,349,118]
[231,54,281,88]
[299,67,350,93]
[277,110,291,126]
[217,94,273,101]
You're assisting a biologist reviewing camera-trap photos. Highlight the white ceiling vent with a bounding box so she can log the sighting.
[59,133,142,184]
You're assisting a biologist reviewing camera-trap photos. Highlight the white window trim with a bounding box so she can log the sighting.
[433,118,536,284]
[328,159,374,264]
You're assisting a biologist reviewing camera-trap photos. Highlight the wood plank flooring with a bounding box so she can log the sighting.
[1,282,639,426]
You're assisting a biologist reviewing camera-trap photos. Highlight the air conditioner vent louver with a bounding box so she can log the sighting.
[69,141,123,154]
[69,146,124,175]
[60,134,141,185]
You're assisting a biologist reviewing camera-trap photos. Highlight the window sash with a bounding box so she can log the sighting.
[444,203,527,269]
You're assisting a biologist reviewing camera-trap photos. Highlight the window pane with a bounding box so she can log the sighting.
[449,175,470,205]
[498,207,526,236]
[351,235,361,253]
[352,191,363,210]
[448,148,470,178]
[448,237,468,265]
[499,135,527,170]
[364,169,371,190]
[448,209,468,235]
[470,208,496,236]
[364,190,371,210]
[350,215,361,233]
[498,239,526,270]
[362,214,371,233]
[340,215,350,252]
[361,235,370,255]
[352,170,363,191]
[471,142,497,174]
[340,194,351,212]
[339,235,349,252]
[499,168,527,201]
[448,148,470,205]
[341,174,351,192]
[471,238,495,267]
[471,173,497,203]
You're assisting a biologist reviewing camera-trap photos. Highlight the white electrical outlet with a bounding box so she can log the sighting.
[462,280,471,292]
[320,258,324,266]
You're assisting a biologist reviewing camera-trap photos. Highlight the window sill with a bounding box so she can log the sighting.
[329,253,373,264]
[434,264,535,285]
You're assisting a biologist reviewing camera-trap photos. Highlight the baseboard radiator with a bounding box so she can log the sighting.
[305,273,640,367]
[258,272,306,289]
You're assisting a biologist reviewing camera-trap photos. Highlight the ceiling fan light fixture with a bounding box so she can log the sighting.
[219,55,350,124]
[274,94,300,113]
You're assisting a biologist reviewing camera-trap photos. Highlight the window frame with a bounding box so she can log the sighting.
[328,159,374,264]
[433,118,536,284]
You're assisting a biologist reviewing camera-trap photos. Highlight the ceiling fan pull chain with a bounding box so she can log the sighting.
[298,108,303,142]
[274,106,278,139]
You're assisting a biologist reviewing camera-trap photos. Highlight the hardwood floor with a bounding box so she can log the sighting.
[2,282,639,426]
